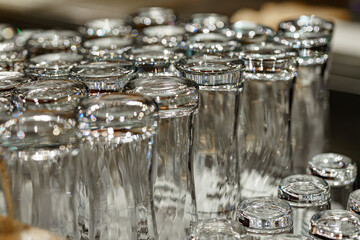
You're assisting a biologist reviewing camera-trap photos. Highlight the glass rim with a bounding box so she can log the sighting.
[83,36,133,50]
[348,189,360,213]
[239,42,298,61]
[80,18,132,37]
[183,32,239,53]
[26,29,82,48]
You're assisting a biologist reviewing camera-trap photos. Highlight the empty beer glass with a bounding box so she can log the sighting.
[77,93,158,240]
[0,71,31,98]
[176,54,243,218]
[124,76,198,240]
[0,111,81,239]
[24,52,85,79]
[80,18,132,40]
[274,15,334,173]
[185,13,229,33]
[309,210,360,239]
[70,61,137,94]
[279,175,331,236]
[347,189,360,216]
[188,218,247,240]
[238,43,297,200]
[237,197,293,239]
[307,153,357,209]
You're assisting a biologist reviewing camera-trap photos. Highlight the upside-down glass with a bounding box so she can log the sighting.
[70,61,137,94]
[185,13,229,33]
[307,153,357,209]
[123,45,184,76]
[14,79,89,112]
[274,15,334,173]
[279,175,331,236]
[188,218,247,240]
[176,54,243,218]
[0,41,27,72]
[237,43,297,200]
[26,30,82,57]
[237,197,293,239]
[124,76,198,240]
[0,71,31,98]
[77,93,158,240]
[80,18,132,39]
[24,52,85,79]
[309,210,360,239]
[138,25,187,48]
[0,111,81,239]
[347,189,360,216]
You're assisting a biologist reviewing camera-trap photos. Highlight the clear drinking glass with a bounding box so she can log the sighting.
[185,13,229,33]
[24,52,85,79]
[236,197,293,239]
[70,61,137,94]
[26,30,82,57]
[309,210,360,239]
[347,189,360,216]
[223,21,274,45]
[0,71,31,98]
[123,45,184,76]
[237,43,297,200]
[279,175,331,236]
[176,54,243,219]
[14,79,89,112]
[307,153,357,209]
[0,111,81,239]
[124,76,198,239]
[264,234,308,240]
[188,218,247,240]
[138,25,187,48]
[14,29,42,47]
[80,18,132,39]
[274,15,334,173]
[77,93,158,240]
[82,37,132,62]
[0,41,27,72]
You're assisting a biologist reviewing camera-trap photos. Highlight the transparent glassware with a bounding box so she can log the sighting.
[236,197,293,239]
[26,30,82,57]
[307,153,357,210]
[138,25,187,48]
[264,234,308,239]
[82,37,132,62]
[14,79,89,112]
[24,52,85,79]
[237,43,297,200]
[0,41,28,72]
[176,54,243,219]
[0,71,31,98]
[188,218,247,240]
[123,44,184,76]
[183,32,239,55]
[79,18,132,39]
[347,189,360,216]
[0,111,81,239]
[124,76,198,240]
[309,210,360,239]
[126,7,177,31]
[70,61,137,94]
[77,93,158,240]
[279,175,331,236]
[0,24,15,42]
[14,29,42,47]
[223,21,274,45]
[274,15,334,173]
[185,13,229,34]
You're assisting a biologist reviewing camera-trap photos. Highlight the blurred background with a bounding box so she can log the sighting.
[0,0,358,174]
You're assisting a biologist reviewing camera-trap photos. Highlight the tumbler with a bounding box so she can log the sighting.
[0,41,27,72]
[274,15,334,173]
[176,54,243,218]
[185,13,229,33]
[80,18,132,40]
[24,52,85,79]
[0,71,31,98]
[138,25,187,48]
[309,210,360,239]
[77,93,158,240]
[307,153,357,209]
[14,79,89,112]
[348,189,360,216]
[0,111,81,239]
[279,175,331,236]
[237,197,293,239]
[238,43,297,199]
[188,218,247,240]
[124,76,198,240]
[26,30,82,57]
[70,61,137,94]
